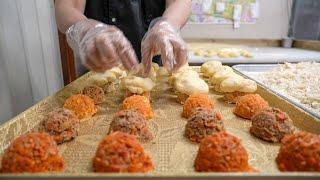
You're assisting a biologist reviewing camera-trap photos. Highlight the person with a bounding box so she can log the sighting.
[55,0,191,76]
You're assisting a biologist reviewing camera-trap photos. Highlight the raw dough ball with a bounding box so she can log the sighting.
[276,131,320,172]
[219,75,244,93]
[169,68,199,86]
[1,133,64,173]
[122,76,155,95]
[40,108,79,144]
[182,93,214,118]
[238,79,257,93]
[185,107,224,143]
[170,64,209,96]
[194,49,206,56]
[217,48,241,58]
[194,132,256,172]
[233,94,269,119]
[81,85,104,104]
[240,49,253,58]
[204,50,218,57]
[121,95,153,119]
[133,63,159,82]
[63,94,97,119]
[250,108,295,142]
[210,66,234,85]
[92,132,154,173]
[88,66,127,87]
[109,110,153,143]
[175,72,209,96]
[201,61,223,77]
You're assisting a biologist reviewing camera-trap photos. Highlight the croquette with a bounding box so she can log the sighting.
[1,132,64,173]
[185,107,224,143]
[121,95,153,119]
[194,132,256,172]
[92,132,154,173]
[233,94,269,119]
[250,108,295,142]
[63,94,97,119]
[276,131,320,172]
[109,110,153,143]
[182,93,214,118]
[40,108,79,144]
[82,85,104,104]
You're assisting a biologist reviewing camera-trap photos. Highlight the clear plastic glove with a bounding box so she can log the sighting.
[66,19,138,73]
[141,18,187,75]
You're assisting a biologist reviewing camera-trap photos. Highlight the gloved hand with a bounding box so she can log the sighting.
[141,18,188,75]
[66,19,138,73]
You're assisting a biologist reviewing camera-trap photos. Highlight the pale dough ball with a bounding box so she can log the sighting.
[194,49,206,56]
[204,50,217,57]
[219,75,244,93]
[201,61,223,77]
[168,63,195,86]
[123,76,155,94]
[217,48,241,58]
[240,50,253,58]
[238,79,257,92]
[175,72,209,95]
[210,66,235,85]
[88,66,127,87]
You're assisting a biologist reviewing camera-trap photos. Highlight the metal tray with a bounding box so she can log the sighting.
[0,67,320,179]
[233,64,320,120]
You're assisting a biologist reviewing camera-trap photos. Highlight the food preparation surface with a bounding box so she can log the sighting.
[189,47,320,64]
[233,63,320,120]
[0,68,320,178]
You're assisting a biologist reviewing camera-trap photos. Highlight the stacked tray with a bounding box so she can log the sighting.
[0,67,319,179]
[233,64,320,120]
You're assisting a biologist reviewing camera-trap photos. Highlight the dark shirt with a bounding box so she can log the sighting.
[84,0,166,60]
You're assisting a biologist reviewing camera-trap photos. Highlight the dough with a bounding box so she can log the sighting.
[217,48,252,58]
[201,61,223,77]
[217,48,241,58]
[210,66,234,85]
[207,64,257,93]
[123,76,155,94]
[219,75,244,93]
[168,63,195,86]
[194,49,207,56]
[240,50,253,58]
[204,50,217,57]
[175,72,209,95]
[88,66,127,87]
[238,79,257,93]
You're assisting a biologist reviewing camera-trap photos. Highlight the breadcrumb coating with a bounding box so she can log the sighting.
[233,94,269,119]
[182,93,214,118]
[1,133,64,173]
[121,95,153,119]
[92,132,154,173]
[63,94,97,119]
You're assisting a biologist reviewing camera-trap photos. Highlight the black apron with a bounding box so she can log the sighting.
[84,0,166,61]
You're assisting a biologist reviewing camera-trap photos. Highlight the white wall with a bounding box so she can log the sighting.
[0,0,63,123]
[181,0,291,39]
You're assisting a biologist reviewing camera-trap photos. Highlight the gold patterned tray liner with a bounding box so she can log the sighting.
[0,67,319,175]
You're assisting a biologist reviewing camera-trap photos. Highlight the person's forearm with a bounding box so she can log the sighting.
[55,0,87,33]
[163,0,191,30]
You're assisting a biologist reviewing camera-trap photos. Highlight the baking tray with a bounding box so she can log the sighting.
[1,67,320,179]
[188,47,320,64]
[233,64,320,120]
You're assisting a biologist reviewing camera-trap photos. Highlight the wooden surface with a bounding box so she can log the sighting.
[58,32,77,85]
[293,40,320,52]
[185,39,281,47]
